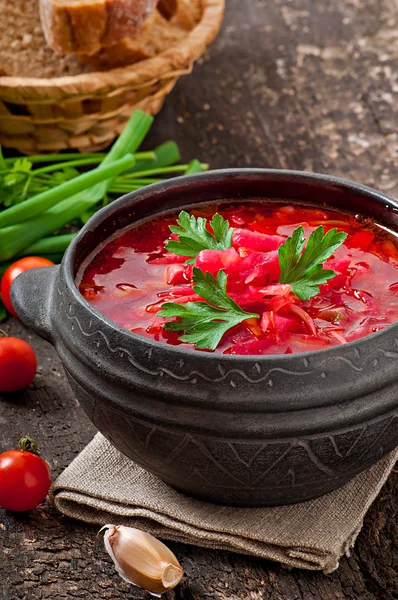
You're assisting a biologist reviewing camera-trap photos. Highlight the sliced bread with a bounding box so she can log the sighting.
[0,0,90,78]
[79,0,202,69]
[79,9,186,69]
[0,0,201,78]
[40,0,158,56]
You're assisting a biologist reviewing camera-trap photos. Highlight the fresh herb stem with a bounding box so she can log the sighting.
[126,141,181,174]
[102,111,154,166]
[0,154,136,229]
[185,159,206,174]
[3,153,105,164]
[123,165,206,178]
[118,178,163,185]
[32,157,107,175]
[3,151,155,165]
[19,233,77,257]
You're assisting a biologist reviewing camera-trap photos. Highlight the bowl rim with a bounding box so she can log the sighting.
[63,167,398,363]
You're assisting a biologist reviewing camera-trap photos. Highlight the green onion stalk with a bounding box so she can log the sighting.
[0,111,207,264]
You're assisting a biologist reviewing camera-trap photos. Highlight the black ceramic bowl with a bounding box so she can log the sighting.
[11,169,398,506]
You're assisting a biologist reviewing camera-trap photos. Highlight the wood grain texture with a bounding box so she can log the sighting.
[1,0,397,598]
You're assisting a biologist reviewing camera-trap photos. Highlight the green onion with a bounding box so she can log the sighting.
[19,233,77,257]
[32,157,108,174]
[2,151,155,165]
[0,154,136,229]
[0,110,207,270]
[185,159,207,174]
[0,111,154,260]
[126,141,181,174]
[121,165,204,178]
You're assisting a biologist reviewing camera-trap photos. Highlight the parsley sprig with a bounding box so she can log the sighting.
[278,225,347,300]
[158,268,258,350]
[159,214,348,350]
[165,211,234,263]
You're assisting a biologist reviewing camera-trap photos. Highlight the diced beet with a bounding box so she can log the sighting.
[195,248,240,274]
[170,286,194,296]
[324,257,352,288]
[229,287,267,306]
[240,251,281,285]
[196,248,281,288]
[232,229,285,252]
[346,230,375,252]
[273,314,298,332]
[164,264,190,285]
[326,257,351,274]
[229,325,257,345]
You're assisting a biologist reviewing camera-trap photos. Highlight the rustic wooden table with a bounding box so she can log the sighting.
[1,0,397,598]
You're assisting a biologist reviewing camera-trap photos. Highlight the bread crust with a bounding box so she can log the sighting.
[40,0,158,55]
[79,9,184,68]
[79,0,202,69]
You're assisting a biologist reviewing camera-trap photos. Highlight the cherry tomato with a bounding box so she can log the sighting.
[0,437,51,512]
[1,256,55,317]
[0,336,37,392]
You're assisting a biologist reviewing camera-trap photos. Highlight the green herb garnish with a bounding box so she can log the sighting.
[165,212,234,263]
[278,225,347,300]
[159,267,258,350]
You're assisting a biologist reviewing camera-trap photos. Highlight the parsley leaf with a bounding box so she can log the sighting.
[158,267,258,350]
[279,225,347,300]
[1,158,34,206]
[165,211,234,263]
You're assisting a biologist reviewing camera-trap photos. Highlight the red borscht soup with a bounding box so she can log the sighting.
[77,202,398,355]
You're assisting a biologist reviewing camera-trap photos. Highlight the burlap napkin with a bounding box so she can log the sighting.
[52,433,397,573]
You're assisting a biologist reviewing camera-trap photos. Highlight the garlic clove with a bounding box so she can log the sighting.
[100,525,183,596]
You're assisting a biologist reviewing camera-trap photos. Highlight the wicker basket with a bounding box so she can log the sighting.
[0,0,224,154]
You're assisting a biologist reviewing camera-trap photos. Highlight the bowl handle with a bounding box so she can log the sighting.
[10,265,59,344]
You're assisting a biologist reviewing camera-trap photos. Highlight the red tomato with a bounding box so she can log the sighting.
[1,256,55,317]
[0,438,51,512]
[0,337,37,392]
